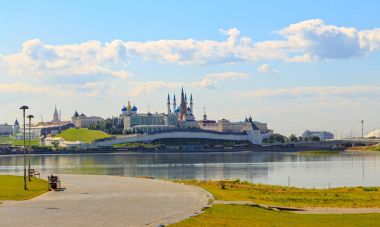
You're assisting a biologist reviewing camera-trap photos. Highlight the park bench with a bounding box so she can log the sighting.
[28,169,40,178]
[48,175,63,191]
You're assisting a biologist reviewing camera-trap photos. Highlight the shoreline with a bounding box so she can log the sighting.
[1,146,341,156]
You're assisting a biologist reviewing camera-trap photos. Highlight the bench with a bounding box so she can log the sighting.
[29,169,41,178]
[48,175,62,191]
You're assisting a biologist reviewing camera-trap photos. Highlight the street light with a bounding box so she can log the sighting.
[361,120,364,140]
[27,114,34,182]
[19,105,29,190]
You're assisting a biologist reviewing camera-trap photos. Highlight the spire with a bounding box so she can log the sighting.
[203,107,207,121]
[167,93,171,114]
[53,105,59,122]
[173,94,176,102]
[189,93,193,115]
[248,115,252,122]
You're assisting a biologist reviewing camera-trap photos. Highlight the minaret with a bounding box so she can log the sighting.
[167,93,171,115]
[190,94,193,115]
[203,107,207,121]
[173,94,177,114]
[180,87,186,120]
[53,105,59,123]
[185,93,187,107]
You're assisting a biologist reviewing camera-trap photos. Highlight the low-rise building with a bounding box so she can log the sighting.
[0,123,13,135]
[302,130,334,141]
[71,111,104,128]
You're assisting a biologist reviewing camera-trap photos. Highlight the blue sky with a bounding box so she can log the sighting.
[1,0,380,136]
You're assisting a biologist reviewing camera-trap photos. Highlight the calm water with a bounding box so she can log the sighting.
[0,151,379,188]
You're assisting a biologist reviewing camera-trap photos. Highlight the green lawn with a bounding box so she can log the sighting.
[347,145,380,152]
[0,175,49,201]
[54,128,111,143]
[177,180,380,208]
[0,136,40,146]
[298,150,342,155]
[171,204,380,227]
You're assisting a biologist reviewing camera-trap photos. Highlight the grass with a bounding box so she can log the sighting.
[113,142,159,148]
[298,150,342,155]
[170,204,380,227]
[177,180,380,208]
[0,175,49,201]
[0,136,40,146]
[54,128,111,143]
[347,145,380,152]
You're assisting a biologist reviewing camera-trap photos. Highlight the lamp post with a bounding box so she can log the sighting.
[27,115,34,182]
[19,105,29,190]
[361,120,364,140]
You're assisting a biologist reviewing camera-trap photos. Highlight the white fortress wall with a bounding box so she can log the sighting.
[93,131,264,147]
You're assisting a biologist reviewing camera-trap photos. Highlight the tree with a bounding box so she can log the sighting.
[289,134,298,142]
[267,134,286,144]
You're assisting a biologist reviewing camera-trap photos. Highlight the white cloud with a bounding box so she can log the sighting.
[1,19,380,79]
[124,71,248,96]
[237,85,380,98]
[257,64,278,73]
[192,72,248,89]
[0,39,130,79]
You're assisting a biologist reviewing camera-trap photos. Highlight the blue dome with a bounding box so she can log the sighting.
[175,107,180,113]
[132,106,137,111]
[121,106,127,111]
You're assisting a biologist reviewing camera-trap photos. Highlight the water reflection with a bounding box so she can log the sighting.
[0,151,379,188]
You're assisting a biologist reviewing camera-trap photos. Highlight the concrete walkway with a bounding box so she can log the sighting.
[0,175,211,227]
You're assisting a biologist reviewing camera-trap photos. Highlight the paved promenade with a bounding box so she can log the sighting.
[0,174,211,227]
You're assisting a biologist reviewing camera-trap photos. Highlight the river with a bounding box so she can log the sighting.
[0,151,379,188]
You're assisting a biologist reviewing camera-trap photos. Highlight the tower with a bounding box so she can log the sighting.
[167,93,171,115]
[190,94,193,115]
[203,107,207,121]
[179,87,186,120]
[172,94,177,113]
[13,119,20,136]
[53,105,59,123]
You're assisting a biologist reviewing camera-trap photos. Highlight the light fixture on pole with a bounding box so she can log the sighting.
[361,120,364,140]
[27,114,34,182]
[19,105,29,190]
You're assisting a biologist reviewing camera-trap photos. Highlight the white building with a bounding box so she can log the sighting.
[43,136,85,148]
[71,111,104,128]
[302,130,334,141]
[365,129,380,138]
[0,123,13,135]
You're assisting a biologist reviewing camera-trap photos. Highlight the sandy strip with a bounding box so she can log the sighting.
[213,200,380,214]
[0,174,212,227]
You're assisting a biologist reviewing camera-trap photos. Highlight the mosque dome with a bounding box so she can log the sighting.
[175,107,180,113]
[132,106,137,111]
[365,129,380,138]
[121,106,127,112]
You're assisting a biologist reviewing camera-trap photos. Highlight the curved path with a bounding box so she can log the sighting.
[0,174,211,227]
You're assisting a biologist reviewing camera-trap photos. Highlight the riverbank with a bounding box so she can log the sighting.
[0,144,343,155]
[176,180,380,208]
[170,180,380,226]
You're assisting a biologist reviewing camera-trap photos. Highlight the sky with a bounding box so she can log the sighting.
[1,0,380,137]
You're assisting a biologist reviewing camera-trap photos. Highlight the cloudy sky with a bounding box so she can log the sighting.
[1,0,380,137]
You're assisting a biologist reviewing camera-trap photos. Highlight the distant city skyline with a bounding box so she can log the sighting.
[1,0,380,136]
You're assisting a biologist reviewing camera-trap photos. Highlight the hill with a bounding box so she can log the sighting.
[54,128,111,144]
